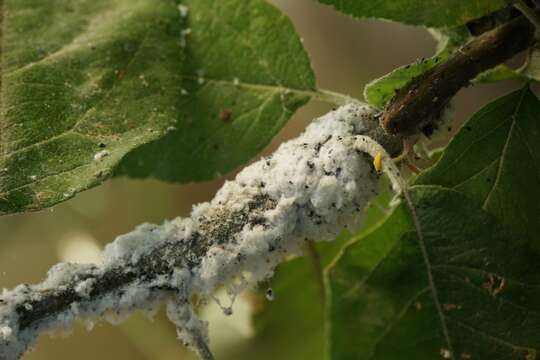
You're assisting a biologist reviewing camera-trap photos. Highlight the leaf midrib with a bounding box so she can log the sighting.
[402,187,456,358]
[482,86,528,209]
[450,319,536,355]
[179,74,327,101]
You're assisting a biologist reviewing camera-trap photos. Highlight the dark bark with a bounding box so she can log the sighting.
[382,15,536,136]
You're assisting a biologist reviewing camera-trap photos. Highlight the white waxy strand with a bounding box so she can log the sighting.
[349,135,407,194]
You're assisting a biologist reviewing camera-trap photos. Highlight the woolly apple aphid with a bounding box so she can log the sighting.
[0,103,402,360]
[265,288,274,301]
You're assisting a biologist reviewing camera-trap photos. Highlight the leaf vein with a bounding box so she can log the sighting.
[483,87,528,209]
[367,287,430,360]
[402,190,456,358]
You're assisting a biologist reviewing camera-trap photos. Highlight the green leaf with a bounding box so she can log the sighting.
[114,0,316,182]
[364,27,470,108]
[317,0,507,27]
[0,0,185,214]
[417,87,540,245]
[474,65,524,83]
[0,0,315,215]
[327,186,540,360]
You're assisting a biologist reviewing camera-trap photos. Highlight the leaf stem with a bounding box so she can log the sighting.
[310,89,361,106]
[181,75,358,107]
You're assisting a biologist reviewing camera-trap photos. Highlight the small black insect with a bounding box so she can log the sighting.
[265,288,274,301]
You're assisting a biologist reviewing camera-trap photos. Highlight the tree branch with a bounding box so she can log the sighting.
[0,104,403,360]
[382,14,536,136]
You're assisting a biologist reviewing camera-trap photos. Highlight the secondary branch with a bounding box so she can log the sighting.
[382,13,536,136]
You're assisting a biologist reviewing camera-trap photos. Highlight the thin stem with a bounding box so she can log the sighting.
[180,75,358,107]
[311,89,360,106]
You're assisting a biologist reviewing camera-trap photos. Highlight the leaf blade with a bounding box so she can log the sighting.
[0,0,316,214]
[114,0,316,182]
[1,0,186,213]
[417,87,540,245]
[326,186,540,360]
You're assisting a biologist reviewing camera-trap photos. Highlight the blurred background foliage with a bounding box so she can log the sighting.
[0,0,521,359]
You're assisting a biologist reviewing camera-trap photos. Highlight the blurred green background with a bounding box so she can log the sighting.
[0,0,520,359]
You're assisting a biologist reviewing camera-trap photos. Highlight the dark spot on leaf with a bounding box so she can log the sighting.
[218,109,233,122]
[116,69,126,80]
